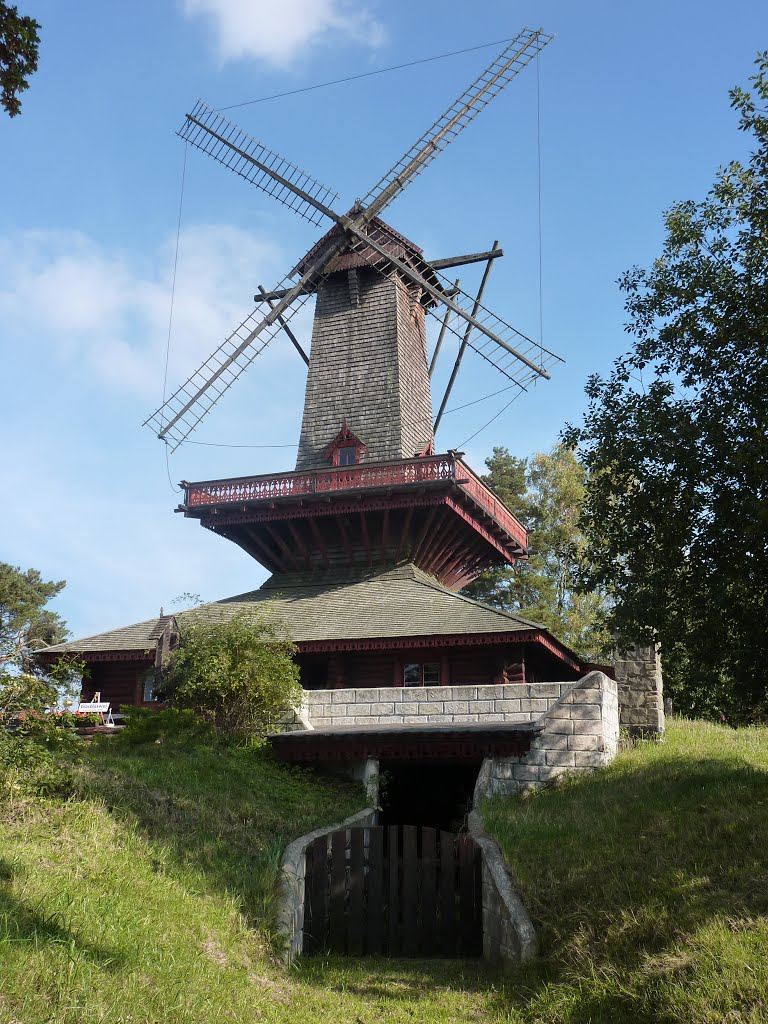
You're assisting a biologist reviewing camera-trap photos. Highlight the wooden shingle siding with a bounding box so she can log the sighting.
[296,269,433,471]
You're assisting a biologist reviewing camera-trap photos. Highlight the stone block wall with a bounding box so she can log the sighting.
[476,672,620,798]
[303,682,574,728]
[614,644,665,733]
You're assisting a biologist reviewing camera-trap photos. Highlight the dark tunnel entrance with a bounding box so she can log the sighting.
[378,759,483,831]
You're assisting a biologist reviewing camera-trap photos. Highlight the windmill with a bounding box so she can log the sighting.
[144,27,563,455]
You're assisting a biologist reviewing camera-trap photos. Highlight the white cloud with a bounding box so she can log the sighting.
[182,0,385,66]
[0,224,313,641]
[0,224,291,402]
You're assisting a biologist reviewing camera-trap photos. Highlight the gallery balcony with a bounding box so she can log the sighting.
[177,453,528,589]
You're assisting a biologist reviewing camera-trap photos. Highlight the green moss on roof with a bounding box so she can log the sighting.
[41,564,547,656]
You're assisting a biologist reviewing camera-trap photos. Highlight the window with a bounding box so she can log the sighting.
[403,662,441,686]
[324,420,368,466]
[141,669,158,702]
[337,446,357,466]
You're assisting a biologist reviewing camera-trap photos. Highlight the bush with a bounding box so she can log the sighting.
[0,715,81,800]
[117,707,218,747]
[0,671,57,726]
[161,607,301,738]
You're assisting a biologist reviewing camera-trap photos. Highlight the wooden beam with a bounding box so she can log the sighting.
[428,277,460,379]
[240,525,282,573]
[429,247,504,271]
[308,517,331,569]
[425,518,465,579]
[417,510,453,576]
[380,508,390,564]
[434,241,501,434]
[257,286,309,365]
[359,510,373,567]
[336,516,355,565]
[411,506,440,566]
[263,523,300,571]
[394,507,414,563]
[286,521,312,568]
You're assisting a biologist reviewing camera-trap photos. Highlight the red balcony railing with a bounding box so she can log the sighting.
[183,455,527,551]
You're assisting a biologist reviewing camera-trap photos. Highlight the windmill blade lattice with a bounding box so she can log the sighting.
[426,270,563,388]
[179,101,340,227]
[343,226,561,387]
[361,27,552,221]
[148,29,561,450]
[145,287,315,451]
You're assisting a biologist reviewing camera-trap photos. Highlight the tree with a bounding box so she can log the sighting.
[564,54,768,720]
[162,607,301,737]
[463,445,611,658]
[0,562,66,673]
[0,562,74,725]
[0,3,40,117]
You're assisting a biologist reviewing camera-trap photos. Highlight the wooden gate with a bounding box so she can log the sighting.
[303,825,482,956]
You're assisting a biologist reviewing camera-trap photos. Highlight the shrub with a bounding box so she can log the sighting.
[0,671,57,727]
[161,607,301,738]
[117,707,218,746]
[0,714,82,800]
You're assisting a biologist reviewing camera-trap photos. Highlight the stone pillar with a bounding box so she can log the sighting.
[614,643,665,735]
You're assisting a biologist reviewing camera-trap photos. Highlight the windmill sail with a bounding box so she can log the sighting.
[145,290,314,451]
[361,27,553,221]
[342,225,561,387]
[426,271,563,387]
[179,101,339,227]
[147,28,561,450]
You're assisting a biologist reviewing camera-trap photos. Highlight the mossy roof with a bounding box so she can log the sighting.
[41,563,560,655]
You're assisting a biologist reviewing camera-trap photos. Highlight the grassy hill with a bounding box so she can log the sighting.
[1,719,768,1022]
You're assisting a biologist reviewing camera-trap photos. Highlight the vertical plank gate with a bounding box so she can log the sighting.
[303,825,482,956]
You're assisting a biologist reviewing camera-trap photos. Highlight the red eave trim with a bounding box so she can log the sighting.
[38,649,157,664]
[295,630,581,671]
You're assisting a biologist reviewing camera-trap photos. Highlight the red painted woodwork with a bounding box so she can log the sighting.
[271,723,537,762]
[294,631,581,673]
[325,420,369,466]
[182,454,528,553]
[82,662,150,708]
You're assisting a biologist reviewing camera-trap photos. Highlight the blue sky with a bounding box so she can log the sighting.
[2,0,766,641]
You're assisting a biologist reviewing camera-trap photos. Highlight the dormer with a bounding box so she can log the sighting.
[324,420,369,467]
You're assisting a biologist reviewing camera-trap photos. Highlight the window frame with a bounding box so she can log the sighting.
[402,661,441,687]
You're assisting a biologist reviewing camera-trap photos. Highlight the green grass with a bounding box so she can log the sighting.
[2,720,768,1022]
[482,718,768,1022]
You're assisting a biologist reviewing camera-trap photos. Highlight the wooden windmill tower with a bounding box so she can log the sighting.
[146,28,563,591]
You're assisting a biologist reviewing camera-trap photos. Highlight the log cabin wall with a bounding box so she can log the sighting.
[298,644,541,691]
[82,660,154,708]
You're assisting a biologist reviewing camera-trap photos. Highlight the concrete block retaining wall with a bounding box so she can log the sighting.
[304,681,576,728]
[467,810,538,969]
[475,672,619,799]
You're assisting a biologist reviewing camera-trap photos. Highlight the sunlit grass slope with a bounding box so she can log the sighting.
[2,720,768,1023]
[483,718,768,1023]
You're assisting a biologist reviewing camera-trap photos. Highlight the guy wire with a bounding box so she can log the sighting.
[161,142,188,492]
[217,36,517,111]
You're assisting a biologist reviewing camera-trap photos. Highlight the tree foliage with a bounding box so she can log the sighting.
[162,607,301,737]
[0,2,39,117]
[0,562,66,673]
[564,54,768,720]
[463,444,611,658]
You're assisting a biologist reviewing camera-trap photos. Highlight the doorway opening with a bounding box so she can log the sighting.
[378,759,483,831]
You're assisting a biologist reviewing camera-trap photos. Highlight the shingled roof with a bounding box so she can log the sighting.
[213,564,542,642]
[39,565,577,664]
[39,616,173,658]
